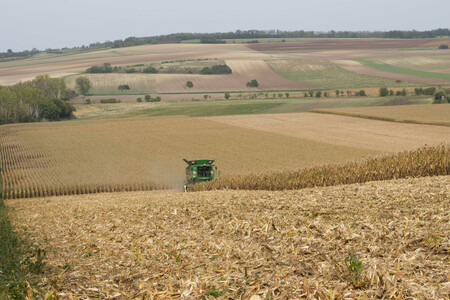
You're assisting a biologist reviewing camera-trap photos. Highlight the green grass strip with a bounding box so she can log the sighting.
[356,59,450,81]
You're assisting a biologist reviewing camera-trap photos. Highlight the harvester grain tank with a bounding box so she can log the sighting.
[183,158,217,191]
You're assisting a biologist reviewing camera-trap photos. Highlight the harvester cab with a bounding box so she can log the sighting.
[183,158,217,192]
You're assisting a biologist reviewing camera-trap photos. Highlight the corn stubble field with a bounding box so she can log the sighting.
[9,176,449,299]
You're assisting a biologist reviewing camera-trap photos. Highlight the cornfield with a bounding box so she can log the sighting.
[190,144,450,191]
[0,117,378,200]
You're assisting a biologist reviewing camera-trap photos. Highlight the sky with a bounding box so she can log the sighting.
[1,0,449,52]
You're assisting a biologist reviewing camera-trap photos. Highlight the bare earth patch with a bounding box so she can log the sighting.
[206,113,450,152]
[8,176,450,299]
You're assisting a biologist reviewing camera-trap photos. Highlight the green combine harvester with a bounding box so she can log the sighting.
[183,158,217,192]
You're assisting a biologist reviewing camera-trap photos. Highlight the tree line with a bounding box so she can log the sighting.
[0,74,75,125]
[3,28,449,59]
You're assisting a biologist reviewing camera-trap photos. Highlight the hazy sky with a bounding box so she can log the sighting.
[1,0,449,52]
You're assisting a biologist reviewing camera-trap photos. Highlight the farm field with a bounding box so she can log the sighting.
[357,54,450,74]
[71,96,432,120]
[207,112,450,152]
[266,59,415,89]
[0,116,379,199]
[7,176,450,298]
[246,38,450,51]
[64,60,315,94]
[2,39,450,90]
[314,104,450,126]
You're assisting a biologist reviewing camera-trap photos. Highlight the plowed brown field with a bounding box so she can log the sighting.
[207,113,450,152]
[247,38,450,51]
[7,176,450,298]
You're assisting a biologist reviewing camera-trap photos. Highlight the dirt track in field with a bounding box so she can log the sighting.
[333,60,450,85]
[207,113,450,152]
[247,38,450,51]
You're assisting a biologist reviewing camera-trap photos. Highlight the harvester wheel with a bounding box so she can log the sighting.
[183,184,188,192]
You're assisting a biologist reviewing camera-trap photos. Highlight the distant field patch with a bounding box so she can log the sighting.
[207,112,450,152]
[65,73,157,94]
[267,59,414,89]
[357,57,450,81]
[313,104,450,126]
[247,39,446,52]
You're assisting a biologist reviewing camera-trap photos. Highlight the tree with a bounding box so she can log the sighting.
[204,95,209,100]
[186,81,193,88]
[315,91,322,97]
[335,90,340,97]
[285,92,289,98]
[433,90,449,103]
[379,87,389,97]
[246,79,259,88]
[31,74,66,99]
[137,97,142,102]
[438,44,449,49]
[145,94,151,102]
[224,93,230,100]
[76,77,92,96]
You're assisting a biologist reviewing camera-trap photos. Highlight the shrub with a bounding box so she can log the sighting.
[414,87,423,95]
[125,68,137,73]
[315,91,322,97]
[136,97,142,102]
[379,87,389,97]
[438,44,449,49]
[143,66,158,73]
[396,90,401,96]
[423,87,436,95]
[85,63,113,73]
[100,98,120,103]
[355,90,366,96]
[186,81,194,88]
[224,93,230,100]
[200,64,232,75]
[246,79,259,88]
[85,98,91,104]
[118,85,130,91]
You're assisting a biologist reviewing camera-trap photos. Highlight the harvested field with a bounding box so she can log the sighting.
[314,104,450,126]
[7,176,450,299]
[333,60,450,85]
[247,38,450,52]
[64,60,313,94]
[0,117,376,199]
[207,112,450,152]
[267,59,415,89]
